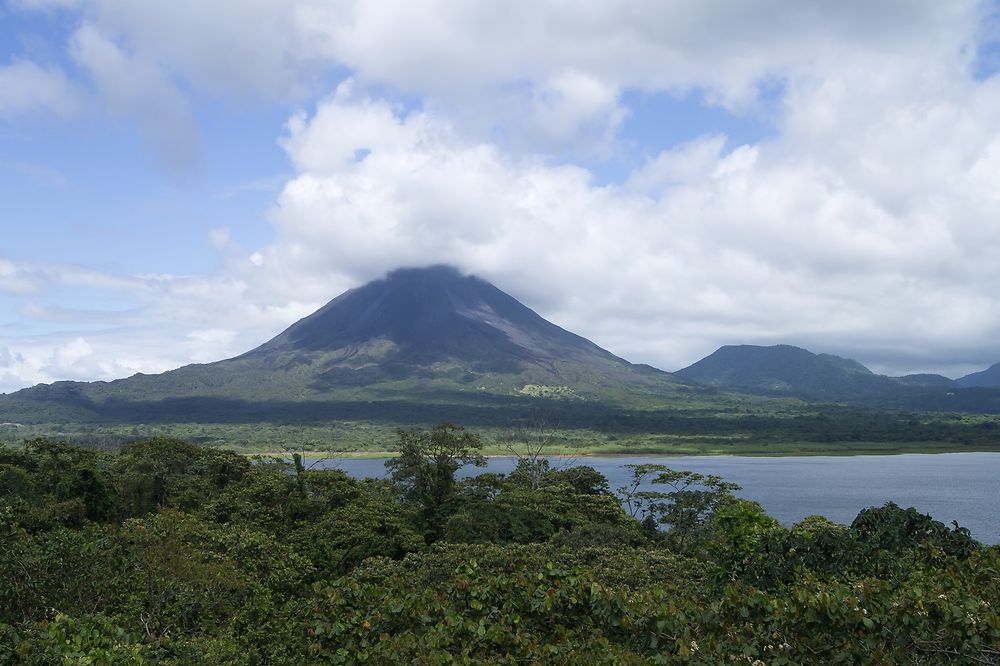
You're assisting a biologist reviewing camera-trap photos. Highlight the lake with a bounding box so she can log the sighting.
[307,452,1000,544]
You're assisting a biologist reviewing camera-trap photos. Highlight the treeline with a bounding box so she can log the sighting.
[7,386,1000,447]
[1,425,998,664]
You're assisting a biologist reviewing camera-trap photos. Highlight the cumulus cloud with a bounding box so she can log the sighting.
[300,1,979,105]
[15,1,986,158]
[497,72,628,158]
[74,0,324,99]
[43,337,98,378]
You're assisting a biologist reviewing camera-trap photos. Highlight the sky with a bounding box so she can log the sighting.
[2,0,1000,393]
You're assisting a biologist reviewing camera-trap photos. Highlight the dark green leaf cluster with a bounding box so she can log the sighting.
[0,427,997,664]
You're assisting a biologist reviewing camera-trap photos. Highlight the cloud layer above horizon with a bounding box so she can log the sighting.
[2,0,1000,392]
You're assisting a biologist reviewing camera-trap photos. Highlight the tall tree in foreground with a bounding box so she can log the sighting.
[617,463,740,550]
[385,423,486,541]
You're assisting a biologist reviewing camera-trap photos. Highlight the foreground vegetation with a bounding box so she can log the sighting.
[1,425,999,664]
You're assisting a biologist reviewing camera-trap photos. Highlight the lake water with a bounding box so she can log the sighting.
[308,453,1000,545]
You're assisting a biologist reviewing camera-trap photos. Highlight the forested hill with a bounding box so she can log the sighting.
[676,344,888,398]
[957,362,1000,388]
[0,429,997,663]
[677,344,1000,412]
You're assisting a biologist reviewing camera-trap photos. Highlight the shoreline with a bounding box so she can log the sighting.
[245,446,1000,460]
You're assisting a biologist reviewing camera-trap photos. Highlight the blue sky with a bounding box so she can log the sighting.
[1,87,287,278]
[2,1,1000,391]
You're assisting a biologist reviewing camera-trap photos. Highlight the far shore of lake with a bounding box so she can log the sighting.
[244,441,1000,459]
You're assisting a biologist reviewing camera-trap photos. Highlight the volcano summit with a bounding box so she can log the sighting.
[250,265,643,384]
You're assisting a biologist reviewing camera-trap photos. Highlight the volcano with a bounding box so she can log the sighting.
[0,266,692,425]
[249,265,637,381]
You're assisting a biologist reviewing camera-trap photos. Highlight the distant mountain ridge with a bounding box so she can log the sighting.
[956,363,1000,389]
[676,345,894,399]
[895,374,957,388]
[676,344,1000,411]
[3,268,1000,427]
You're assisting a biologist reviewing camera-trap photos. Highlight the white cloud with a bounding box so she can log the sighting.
[0,59,80,118]
[504,71,628,157]
[69,23,200,172]
[13,1,986,159]
[44,337,96,376]
[0,347,24,369]
[0,333,183,393]
[81,0,326,100]
[0,336,155,392]
[300,1,979,104]
[208,228,232,251]
[625,135,729,193]
[0,257,320,393]
[0,259,47,295]
[186,328,238,362]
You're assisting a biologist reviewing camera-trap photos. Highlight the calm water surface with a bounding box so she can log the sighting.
[310,453,1000,544]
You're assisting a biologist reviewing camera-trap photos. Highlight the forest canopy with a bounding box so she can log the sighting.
[0,425,997,664]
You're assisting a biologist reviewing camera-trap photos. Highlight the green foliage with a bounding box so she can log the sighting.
[289,493,425,578]
[308,543,711,663]
[0,464,31,498]
[203,463,308,530]
[446,482,630,544]
[0,431,996,664]
[549,465,612,495]
[707,497,783,582]
[113,437,251,518]
[851,501,979,560]
[711,503,984,595]
[0,439,118,529]
[618,463,741,551]
[386,423,486,540]
[445,462,631,545]
[2,613,147,665]
[308,544,1000,664]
